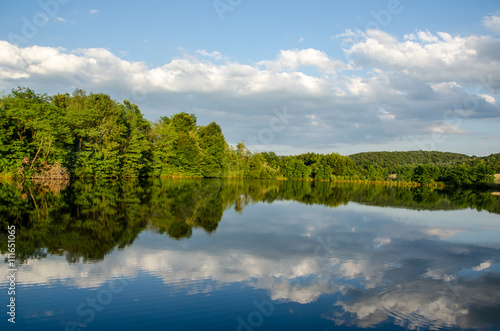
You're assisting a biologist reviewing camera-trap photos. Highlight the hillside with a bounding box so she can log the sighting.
[349,151,471,171]
[479,153,500,172]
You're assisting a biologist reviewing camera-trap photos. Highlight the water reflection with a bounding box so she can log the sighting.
[1,179,500,330]
[2,178,500,264]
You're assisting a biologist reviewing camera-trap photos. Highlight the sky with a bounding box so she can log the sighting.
[0,0,499,156]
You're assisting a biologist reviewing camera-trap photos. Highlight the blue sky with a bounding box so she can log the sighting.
[0,0,499,156]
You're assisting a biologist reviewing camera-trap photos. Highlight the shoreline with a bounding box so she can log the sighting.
[2,175,499,191]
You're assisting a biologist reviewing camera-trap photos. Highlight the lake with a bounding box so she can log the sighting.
[1,178,500,330]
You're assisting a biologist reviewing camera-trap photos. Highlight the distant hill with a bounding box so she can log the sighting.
[479,153,500,172]
[349,151,500,173]
[349,151,471,171]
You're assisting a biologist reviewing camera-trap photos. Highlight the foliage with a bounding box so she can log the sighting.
[198,122,228,177]
[412,165,438,185]
[0,87,497,187]
[350,150,470,170]
[281,157,310,180]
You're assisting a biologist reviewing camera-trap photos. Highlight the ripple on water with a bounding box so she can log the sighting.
[379,286,500,330]
[379,289,465,330]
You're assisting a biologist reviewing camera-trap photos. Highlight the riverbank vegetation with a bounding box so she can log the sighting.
[1,87,498,188]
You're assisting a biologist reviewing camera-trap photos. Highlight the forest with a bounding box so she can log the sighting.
[0,87,498,187]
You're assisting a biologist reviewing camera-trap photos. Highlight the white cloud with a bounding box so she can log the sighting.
[1,25,500,154]
[306,114,319,126]
[430,81,462,92]
[257,48,347,74]
[55,17,67,23]
[473,261,491,271]
[423,268,456,282]
[425,228,461,239]
[196,50,226,61]
[416,30,439,43]
[482,14,500,34]
[373,237,391,248]
[90,9,99,15]
[480,94,496,104]
[344,29,500,86]
[429,123,466,135]
[377,108,395,121]
[335,289,470,329]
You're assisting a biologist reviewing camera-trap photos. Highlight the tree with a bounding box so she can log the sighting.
[315,161,332,180]
[0,87,72,178]
[281,157,310,179]
[151,116,178,176]
[472,162,494,184]
[412,165,432,185]
[261,151,281,170]
[198,122,228,177]
[447,164,473,186]
[169,131,201,176]
[121,101,152,177]
[246,153,278,179]
[170,112,197,133]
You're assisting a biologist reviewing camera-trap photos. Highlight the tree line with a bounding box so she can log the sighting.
[0,87,497,186]
[349,151,499,186]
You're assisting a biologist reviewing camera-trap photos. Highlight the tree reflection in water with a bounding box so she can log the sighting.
[1,178,500,263]
[1,178,499,330]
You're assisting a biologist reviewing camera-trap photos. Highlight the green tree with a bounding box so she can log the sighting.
[170,112,197,133]
[447,164,473,186]
[121,101,152,177]
[169,131,202,176]
[472,162,494,184]
[198,122,228,177]
[412,165,432,185]
[246,153,278,179]
[315,161,332,180]
[0,87,72,178]
[281,157,310,179]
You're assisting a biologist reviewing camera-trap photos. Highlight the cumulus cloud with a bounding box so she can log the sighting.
[1,26,500,154]
[482,14,500,34]
[473,261,491,271]
[257,48,347,74]
[195,49,226,61]
[429,123,466,135]
[480,93,496,104]
[344,29,500,87]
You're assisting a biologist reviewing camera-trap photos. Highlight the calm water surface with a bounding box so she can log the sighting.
[1,179,500,330]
